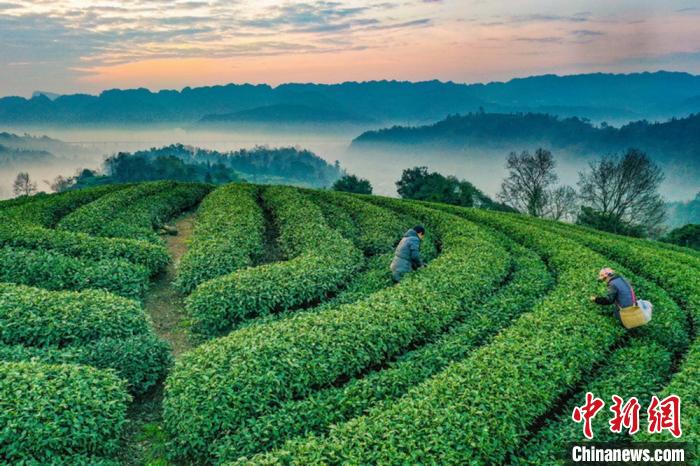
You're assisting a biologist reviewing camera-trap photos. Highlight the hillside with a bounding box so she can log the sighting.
[199,103,370,124]
[0,144,54,167]
[2,71,700,125]
[123,144,344,187]
[352,111,700,164]
[0,182,696,464]
[0,131,87,158]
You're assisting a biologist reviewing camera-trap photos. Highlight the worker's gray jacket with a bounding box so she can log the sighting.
[594,275,637,320]
[390,229,423,274]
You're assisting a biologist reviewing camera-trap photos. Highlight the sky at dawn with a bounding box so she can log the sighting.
[1,0,700,96]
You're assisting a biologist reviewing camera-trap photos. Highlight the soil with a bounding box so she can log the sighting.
[119,212,196,465]
[143,213,196,357]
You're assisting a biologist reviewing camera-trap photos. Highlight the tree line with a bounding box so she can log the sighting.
[332,147,696,247]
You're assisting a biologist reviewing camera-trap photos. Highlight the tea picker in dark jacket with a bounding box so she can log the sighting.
[390,225,425,282]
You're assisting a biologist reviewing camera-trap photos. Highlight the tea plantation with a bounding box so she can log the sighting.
[0,182,696,465]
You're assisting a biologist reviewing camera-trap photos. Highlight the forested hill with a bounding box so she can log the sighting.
[121,144,343,187]
[351,111,700,163]
[2,71,700,125]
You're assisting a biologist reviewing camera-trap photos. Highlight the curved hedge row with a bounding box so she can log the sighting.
[311,191,358,241]
[634,344,700,448]
[238,209,629,465]
[513,339,672,464]
[215,240,551,461]
[0,283,150,348]
[0,332,171,396]
[534,220,700,451]
[541,217,700,272]
[0,361,130,464]
[176,184,265,294]
[57,182,172,236]
[97,182,212,243]
[186,185,363,337]
[163,203,510,461]
[0,246,149,299]
[307,190,406,255]
[0,184,129,228]
[0,221,170,276]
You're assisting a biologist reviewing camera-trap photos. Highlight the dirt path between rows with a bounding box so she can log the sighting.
[143,213,195,358]
[120,212,196,465]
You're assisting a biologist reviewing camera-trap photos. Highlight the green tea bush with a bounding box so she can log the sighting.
[634,344,700,448]
[307,190,405,255]
[0,332,171,396]
[214,242,551,461]
[310,191,359,241]
[163,203,509,461]
[186,185,363,337]
[0,221,170,275]
[97,182,212,243]
[0,246,149,299]
[0,184,129,228]
[57,182,172,235]
[0,283,150,347]
[238,211,626,465]
[176,183,265,294]
[0,361,129,463]
[513,339,672,465]
[538,221,700,452]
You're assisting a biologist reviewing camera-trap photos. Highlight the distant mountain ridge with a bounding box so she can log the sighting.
[199,104,370,124]
[351,111,700,164]
[0,144,53,167]
[1,71,699,125]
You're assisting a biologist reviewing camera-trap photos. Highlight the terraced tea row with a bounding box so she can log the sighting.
[237,203,691,465]
[1,183,695,465]
[186,185,363,337]
[214,238,551,462]
[164,200,511,462]
[0,183,208,464]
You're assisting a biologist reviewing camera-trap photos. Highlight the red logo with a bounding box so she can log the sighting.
[647,395,682,438]
[572,393,682,439]
[572,392,606,439]
[609,395,641,435]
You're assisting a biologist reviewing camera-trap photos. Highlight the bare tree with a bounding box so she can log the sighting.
[498,148,557,217]
[46,175,74,193]
[13,172,37,197]
[546,185,578,221]
[578,148,665,236]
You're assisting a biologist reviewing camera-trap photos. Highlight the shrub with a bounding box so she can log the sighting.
[533,216,700,453]
[57,181,210,243]
[186,186,363,337]
[0,246,149,299]
[96,182,212,243]
[308,190,405,255]
[0,333,171,396]
[0,184,129,228]
[163,202,509,461]
[214,242,551,461]
[513,339,672,464]
[0,361,130,463]
[238,209,627,465]
[0,283,150,347]
[634,344,700,448]
[57,182,172,236]
[0,221,170,276]
[176,184,265,294]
